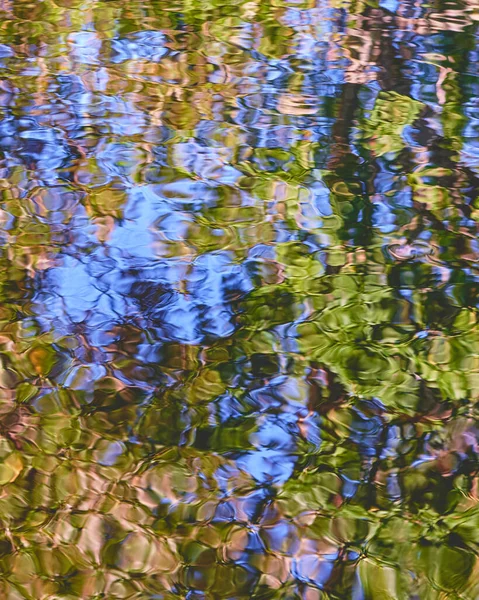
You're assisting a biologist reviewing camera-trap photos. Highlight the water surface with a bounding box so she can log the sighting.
[0,0,479,598]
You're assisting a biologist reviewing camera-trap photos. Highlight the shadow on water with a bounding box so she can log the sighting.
[0,0,479,598]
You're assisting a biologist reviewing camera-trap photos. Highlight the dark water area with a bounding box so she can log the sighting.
[0,0,479,598]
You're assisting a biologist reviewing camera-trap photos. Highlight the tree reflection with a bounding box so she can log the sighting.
[0,0,478,598]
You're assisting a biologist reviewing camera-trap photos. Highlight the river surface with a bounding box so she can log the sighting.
[0,0,479,598]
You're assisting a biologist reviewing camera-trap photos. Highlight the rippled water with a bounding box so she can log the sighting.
[1,0,479,598]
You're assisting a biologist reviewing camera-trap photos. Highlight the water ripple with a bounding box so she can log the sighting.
[0,1,478,598]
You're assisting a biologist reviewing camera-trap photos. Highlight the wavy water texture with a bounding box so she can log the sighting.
[0,0,479,598]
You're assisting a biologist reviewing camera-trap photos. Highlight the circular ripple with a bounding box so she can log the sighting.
[387,240,434,261]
